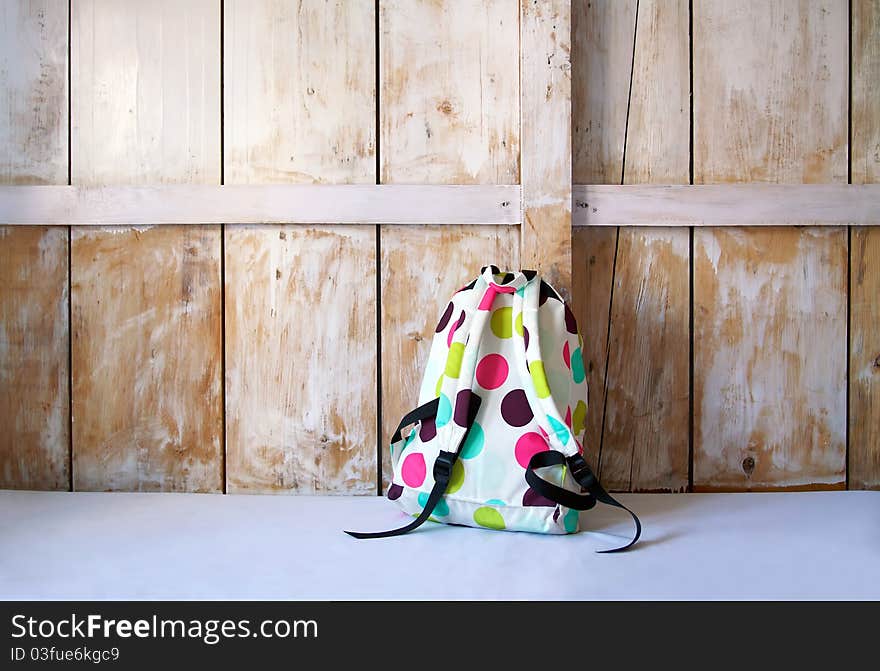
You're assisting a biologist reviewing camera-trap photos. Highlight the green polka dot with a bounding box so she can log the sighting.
[563,508,579,533]
[530,360,551,398]
[515,312,524,337]
[573,400,587,437]
[460,422,484,459]
[474,506,505,530]
[435,374,443,397]
[547,414,570,446]
[571,347,586,384]
[490,307,513,339]
[436,394,452,427]
[445,459,465,494]
[445,342,465,378]
[418,492,449,517]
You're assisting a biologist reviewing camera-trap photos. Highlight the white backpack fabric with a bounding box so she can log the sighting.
[347,266,640,551]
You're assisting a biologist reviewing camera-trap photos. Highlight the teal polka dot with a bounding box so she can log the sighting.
[460,422,484,459]
[485,498,506,506]
[563,508,579,533]
[418,491,449,517]
[436,393,452,427]
[571,347,586,384]
[547,414,571,446]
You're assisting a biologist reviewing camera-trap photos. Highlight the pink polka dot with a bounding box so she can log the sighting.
[476,353,509,390]
[515,432,549,468]
[565,406,572,428]
[563,341,571,369]
[401,452,426,488]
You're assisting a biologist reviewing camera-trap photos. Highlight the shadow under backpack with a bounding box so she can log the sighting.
[347,266,641,552]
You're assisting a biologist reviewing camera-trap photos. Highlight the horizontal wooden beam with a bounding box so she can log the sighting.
[574,184,880,226]
[1,184,877,227]
[0,184,520,226]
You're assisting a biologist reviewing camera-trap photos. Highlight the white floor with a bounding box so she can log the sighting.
[1,490,877,600]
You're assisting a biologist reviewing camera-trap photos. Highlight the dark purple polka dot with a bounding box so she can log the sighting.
[501,389,533,427]
[553,506,561,522]
[435,302,454,333]
[523,325,529,351]
[523,488,556,507]
[387,483,403,500]
[564,303,578,334]
[539,280,560,306]
[453,389,482,427]
[419,417,437,442]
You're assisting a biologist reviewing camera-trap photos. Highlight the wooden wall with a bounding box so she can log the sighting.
[0,0,877,494]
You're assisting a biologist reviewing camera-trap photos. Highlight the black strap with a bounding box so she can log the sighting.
[389,397,439,445]
[526,451,642,553]
[345,451,456,539]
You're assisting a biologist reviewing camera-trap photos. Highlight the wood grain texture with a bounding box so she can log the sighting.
[0,227,69,490]
[571,0,689,491]
[380,226,520,486]
[520,0,572,296]
[378,1,523,486]
[71,226,222,491]
[573,184,880,227]
[570,226,616,474]
[852,0,880,186]
[0,184,520,226]
[693,227,847,490]
[225,0,375,184]
[693,0,848,490]
[850,0,880,490]
[851,228,880,489]
[379,0,519,184]
[572,0,637,185]
[224,0,377,493]
[0,0,69,490]
[225,226,377,494]
[71,0,223,491]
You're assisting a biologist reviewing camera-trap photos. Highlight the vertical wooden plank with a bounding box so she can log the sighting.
[850,0,880,490]
[571,0,690,491]
[379,1,521,486]
[224,0,377,493]
[225,226,377,494]
[71,0,223,491]
[0,0,69,490]
[693,0,847,490]
[520,0,572,295]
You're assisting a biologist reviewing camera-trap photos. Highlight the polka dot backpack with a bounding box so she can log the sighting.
[347,266,641,551]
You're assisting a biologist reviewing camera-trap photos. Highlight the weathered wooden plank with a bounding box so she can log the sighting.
[693,0,848,490]
[571,0,689,491]
[0,228,69,490]
[71,226,223,491]
[225,226,377,494]
[573,184,880,227]
[225,0,375,184]
[850,0,880,490]
[378,1,522,486]
[379,0,519,184]
[70,0,223,491]
[224,0,377,493]
[572,0,637,185]
[379,226,520,487]
[520,0,572,295]
[0,0,69,490]
[570,226,616,475]
[0,184,520,226]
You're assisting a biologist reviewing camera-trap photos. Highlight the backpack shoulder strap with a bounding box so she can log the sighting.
[525,451,642,552]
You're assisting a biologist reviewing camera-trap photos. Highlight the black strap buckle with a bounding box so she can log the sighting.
[567,454,595,489]
[433,451,456,482]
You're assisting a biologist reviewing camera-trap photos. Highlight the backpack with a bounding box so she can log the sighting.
[347,266,641,552]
